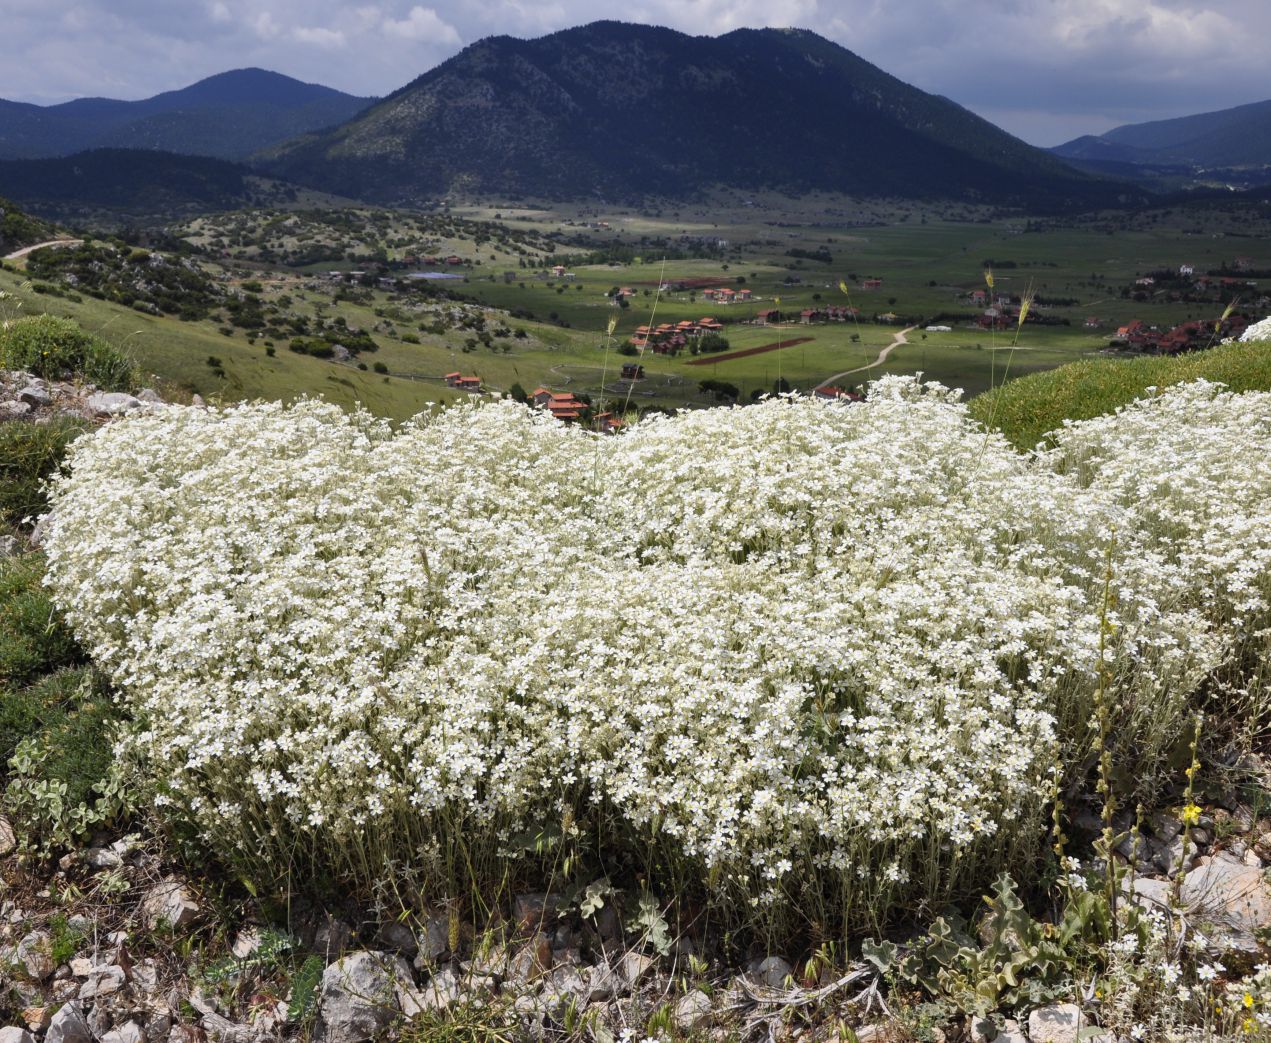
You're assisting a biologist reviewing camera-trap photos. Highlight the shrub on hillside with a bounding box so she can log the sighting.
[0,315,134,390]
[0,552,82,690]
[40,379,1263,938]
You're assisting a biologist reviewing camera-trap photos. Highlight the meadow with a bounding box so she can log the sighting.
[5,192,1270,418]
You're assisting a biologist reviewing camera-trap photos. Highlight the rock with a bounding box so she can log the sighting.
[753,955,793,989]
[21,1006,53,1033]
[512,894,560,931]
[506,933,552,985]
[17,386,51,408]
[306,913,353,960]
[971,1017,1005,1043]
[86,848,124,869]
[1028,1003,1110,1043]
[1156,835,1198,877]
[0,816,15,857]
[620,951,655,991]
[853,1026,894,1043]
[230,930,260,960]
[593,904,622,944]
[79,964,127,1001]
[46,1003,92,1043]
[1128,876,1172,912]
[1150,811,1183,841]
[137,389,164,404]
[0,1030,35,1043]
[1254,833,1271,862]
[989,1022,1029,1043]
[582,962,621,1002]
[541,965,587,1010]
[1181,856,1271,934]
[674,990,712,1032]
[315,951,412,1043]
[197,1014,253,1043]
[0,401,32,419]
[101,1022,146,1043]
[16,932,55,982]
[190,395,206,408]
[1115,833,1154,862]
[414,911,449,963]
[85,392,142,418]
[430,965,469,1004]
[376,922,417,958]
[141,881,200,931]
[0,536,19,561]
[87,1002,112,1039]
[28,513,52,548]
[130,960,159,994]
[167,1025,204,1043]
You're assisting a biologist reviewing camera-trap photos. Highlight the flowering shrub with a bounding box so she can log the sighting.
[1043,380,1271,745]
[1240,316,1271,342]
[41,378,1261,934]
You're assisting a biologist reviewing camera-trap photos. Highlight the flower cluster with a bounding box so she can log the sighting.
[40,376,1267,929]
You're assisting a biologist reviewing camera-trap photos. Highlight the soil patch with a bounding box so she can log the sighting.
[685,336,815,365]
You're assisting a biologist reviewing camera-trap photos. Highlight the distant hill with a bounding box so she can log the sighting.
[1053,99,1271,181]
[0,149,301,220]
[0,69,373,161]
[262,21,1133,210]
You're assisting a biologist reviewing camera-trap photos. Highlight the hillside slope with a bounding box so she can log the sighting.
[1054,99,1271,170]
[0,69,372,161]
[0,150,302,220]
[263,21,1130,209]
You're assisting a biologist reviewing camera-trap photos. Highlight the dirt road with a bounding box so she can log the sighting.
[3,238,83,261]
[816,325,917,388]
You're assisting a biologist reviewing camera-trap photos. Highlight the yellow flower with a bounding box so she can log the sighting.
[1245,992,1256,1009]
[1181,803,1202,826]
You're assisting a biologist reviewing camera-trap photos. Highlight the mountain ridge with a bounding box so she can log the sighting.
[1053,98,1271,171]
[0,69,374,162]
[261,21,1135,209]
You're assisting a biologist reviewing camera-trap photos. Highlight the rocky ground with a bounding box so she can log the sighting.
[3,781,1271,1043]
[0,370,196,424]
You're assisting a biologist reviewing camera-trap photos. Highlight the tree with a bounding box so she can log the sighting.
[509,382,528,404]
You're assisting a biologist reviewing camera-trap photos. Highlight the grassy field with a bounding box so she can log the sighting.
[3,192,1269,419]
[971,336,1271,449]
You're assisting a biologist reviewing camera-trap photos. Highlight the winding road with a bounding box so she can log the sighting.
[816,325,917,389]
[3,238,83,261]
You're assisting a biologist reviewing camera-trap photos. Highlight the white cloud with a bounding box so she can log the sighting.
[251,11,281,39]
[292,25,347,48]
[382,5,461,44]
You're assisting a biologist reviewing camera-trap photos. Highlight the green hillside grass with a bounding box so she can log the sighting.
[969,337,1271,449]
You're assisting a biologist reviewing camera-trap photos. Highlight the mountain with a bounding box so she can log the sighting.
[0,149,303,220]
[1054,99,1271,171]
[262,21,1130,209]
[0,69,373,161]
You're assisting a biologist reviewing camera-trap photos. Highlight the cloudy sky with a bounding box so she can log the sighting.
[1,0,1266,146]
